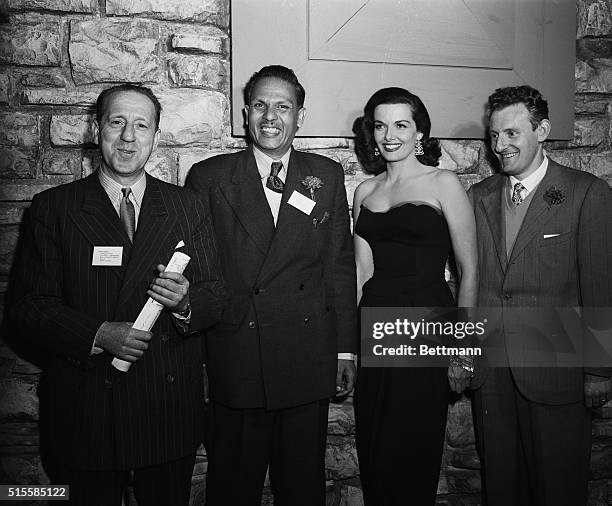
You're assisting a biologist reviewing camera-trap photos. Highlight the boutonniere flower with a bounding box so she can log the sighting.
[543,186,566,206]
[301,176,323,201]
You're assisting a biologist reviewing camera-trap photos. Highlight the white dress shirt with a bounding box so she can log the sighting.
[509,155,549,201]
[98,168,146,225]
[252,145,291,225]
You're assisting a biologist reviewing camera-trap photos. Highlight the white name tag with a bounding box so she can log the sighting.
[287,190,316,215]
[92,246,123,266]
[543,234,560,239]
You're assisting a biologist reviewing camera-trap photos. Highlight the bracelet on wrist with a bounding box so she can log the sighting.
[450,355,475,375]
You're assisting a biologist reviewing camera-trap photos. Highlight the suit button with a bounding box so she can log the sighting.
[161,334,169,342]
[304,317,310,324]
[104,379,112,387]
[503,293,512,301]
[299,284,305,290]
[248,321,256,329]
[166,374,175,384]
[254,288,260,295]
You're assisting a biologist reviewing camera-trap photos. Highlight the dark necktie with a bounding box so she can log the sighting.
[511,182,526,206]
[120,187,135,242]
[266,161,284,194]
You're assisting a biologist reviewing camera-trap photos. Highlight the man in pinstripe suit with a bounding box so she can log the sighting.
[10,84,225,505]
[469,85,612,506]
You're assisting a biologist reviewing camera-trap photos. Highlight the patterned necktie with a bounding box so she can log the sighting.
[511,182,526,206]
[266,161,284,194]
[120,187,135,242]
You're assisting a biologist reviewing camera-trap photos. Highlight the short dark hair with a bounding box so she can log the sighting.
[352,87,441,174]
[244,65,306,108]
[96,84,162,129]
[487,85,549,130]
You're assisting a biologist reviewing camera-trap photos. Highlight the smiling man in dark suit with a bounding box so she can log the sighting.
[10,84,225,505]
[469,85,612,506]
[185,65,357,506]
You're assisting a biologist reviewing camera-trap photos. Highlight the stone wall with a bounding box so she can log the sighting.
[0,0,611,504]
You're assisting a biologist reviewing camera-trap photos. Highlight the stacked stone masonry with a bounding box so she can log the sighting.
[0,0,611,504]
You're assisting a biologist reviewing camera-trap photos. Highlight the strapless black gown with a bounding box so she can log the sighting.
[355,202,455,505]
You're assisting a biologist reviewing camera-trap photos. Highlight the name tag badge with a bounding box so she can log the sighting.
[287,190,316,215]
[92,246,123,266]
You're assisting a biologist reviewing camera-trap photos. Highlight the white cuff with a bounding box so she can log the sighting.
[91,322,107,355]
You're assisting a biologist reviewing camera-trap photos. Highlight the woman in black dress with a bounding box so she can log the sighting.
[353,88,478,505]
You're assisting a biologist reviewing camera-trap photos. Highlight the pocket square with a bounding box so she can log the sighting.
[543,234,560,239]
[313,211,330,228]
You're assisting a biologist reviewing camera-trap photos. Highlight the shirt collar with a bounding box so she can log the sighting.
[98,168,147,209]
[253,146,292,182]
[509,155,548,194]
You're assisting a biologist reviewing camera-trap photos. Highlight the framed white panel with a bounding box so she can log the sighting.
[232,0,575,139]
[309,0,514,68]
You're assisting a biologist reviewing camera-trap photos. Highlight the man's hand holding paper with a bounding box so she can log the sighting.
[112,252,192,372]
[148,263,190,313]
[95,321,152,362]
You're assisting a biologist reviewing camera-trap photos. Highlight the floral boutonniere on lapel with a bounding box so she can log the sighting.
[301,176,323,201]
[543,186,566,206]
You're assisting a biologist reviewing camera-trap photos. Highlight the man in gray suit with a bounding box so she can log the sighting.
[469,85,612,506]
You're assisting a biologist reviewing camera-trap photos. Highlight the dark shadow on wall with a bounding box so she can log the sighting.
[2,207,49,371]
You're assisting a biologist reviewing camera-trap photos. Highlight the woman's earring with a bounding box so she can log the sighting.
[373,147,380,157]
[415,138,424,156]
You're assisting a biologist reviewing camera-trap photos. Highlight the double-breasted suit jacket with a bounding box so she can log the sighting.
[10,173,225,470]
[185,147,358,410]
[470,160,612,403]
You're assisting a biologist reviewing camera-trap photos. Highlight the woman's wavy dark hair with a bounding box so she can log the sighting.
[353,87,441,174]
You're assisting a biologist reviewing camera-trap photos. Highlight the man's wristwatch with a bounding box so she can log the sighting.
[176,303,191,318]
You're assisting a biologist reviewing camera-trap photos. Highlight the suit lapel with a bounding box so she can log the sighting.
[70,174,131,281]
[273,150,312,245]
[508,163,564,264]
[258,150,314,282]
[219,148,275,255]
[116,175,177,307]
[479,177,507,273]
